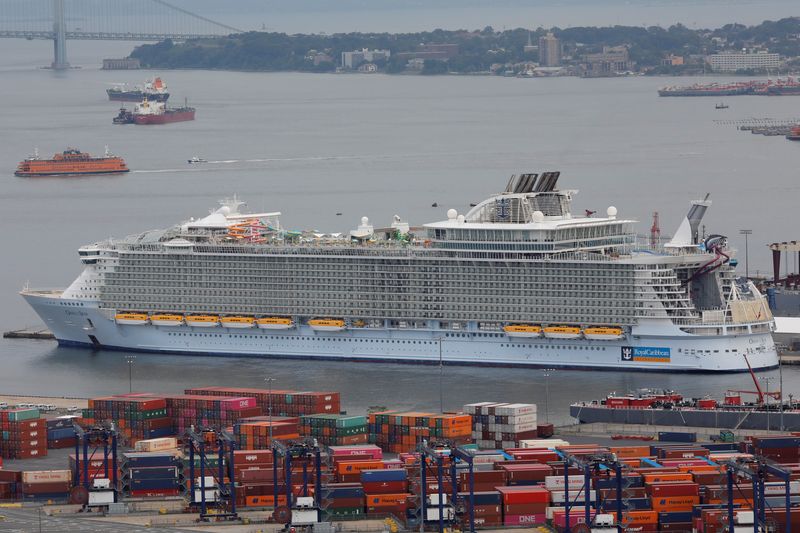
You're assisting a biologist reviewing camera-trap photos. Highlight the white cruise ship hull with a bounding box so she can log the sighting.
[23,292,779,373]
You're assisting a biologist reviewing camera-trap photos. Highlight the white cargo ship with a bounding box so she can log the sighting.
[22,172,777,372]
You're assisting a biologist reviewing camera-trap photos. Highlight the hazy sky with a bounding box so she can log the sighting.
[178,0,800,33]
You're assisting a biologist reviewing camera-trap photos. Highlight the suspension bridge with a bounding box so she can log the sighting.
[0,0,246,69]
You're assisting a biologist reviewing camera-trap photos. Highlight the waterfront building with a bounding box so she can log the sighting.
[538,33,561,67]
[706,51,780,72]
[341,49,390,69]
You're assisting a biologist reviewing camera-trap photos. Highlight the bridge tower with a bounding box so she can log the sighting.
[52,0,69,70]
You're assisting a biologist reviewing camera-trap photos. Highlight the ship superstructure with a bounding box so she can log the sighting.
[22,172,777,371]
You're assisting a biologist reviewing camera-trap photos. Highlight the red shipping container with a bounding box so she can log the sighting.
[495,486,550,504]
[472,504,501,517]
[504,502,547,514]
[646,482,700,497]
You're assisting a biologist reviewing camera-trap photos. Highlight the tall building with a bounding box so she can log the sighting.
[538,33,561,67]
[341,49,391,69]
[706,51,780,72]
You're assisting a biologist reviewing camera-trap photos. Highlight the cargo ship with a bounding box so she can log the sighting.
[14,147,129,177]
[571,388,798,431]
[658,82,754,97]
[106,77,169,102]
[659,78,800,97]
[786,125,800,141]
[131,97,195,125]
[21,172,777,371]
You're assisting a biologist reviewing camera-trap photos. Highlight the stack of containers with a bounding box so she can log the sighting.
[368,411,472,453]
[322,483,366,521]
[301,414,368,446]
[82,396,172,444]
[134,437,179,453]
[496,486,550,526]
[361,469,410,517]
[546,474,596,509]
[457,491,503,528]
[234,416,301,450]
[120,451,182,498]
[46,417,78,449]
[232,449,280,508]
[0,408,47,459]
[20,470,71,500]
[162,394,261,434]
[184,387,340,418]
[749,436,800,462]
[463,402,538,449]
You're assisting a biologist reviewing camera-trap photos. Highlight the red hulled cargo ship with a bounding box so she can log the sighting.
[132,97,195,125]
[14,147,129,177]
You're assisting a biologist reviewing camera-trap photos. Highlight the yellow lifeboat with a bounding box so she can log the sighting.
[543,325,582,339]
[308,318,346,332]
[149,313,184,326]
[221,316,255,329]
[503,324,542,338]
[115,312,148,326]
[256,317,293,330]
[583,326,625,340]
[185,315,219,327]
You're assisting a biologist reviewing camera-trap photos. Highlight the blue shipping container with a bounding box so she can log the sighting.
[130,478,179,490]
[129,467,178,480]
[360,469,407,482]
[123,453,180,468]
[47,428,75,440]
[658,431,697,443]
[658,511,694,523]
[457,491,501,505]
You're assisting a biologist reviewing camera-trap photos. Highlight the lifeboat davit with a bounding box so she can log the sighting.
[543,325,582,339]
[185,315,219,327]
[115,312,148,326]
[149,314,184,326]
[256,317,293,330]
[308,318,346,332]
[583,326,625,340]
[221,316,255,328]
[503,324,542,338]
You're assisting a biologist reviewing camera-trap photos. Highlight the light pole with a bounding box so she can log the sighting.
[542,369,555,424]
[759,376,774,431]
[438,338,444,413]
[779,359,785,431]
[739,229,752,279]
[125,355,136,393]
[265,376,275,443]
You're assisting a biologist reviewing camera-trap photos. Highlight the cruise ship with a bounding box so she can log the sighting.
[22,172,778,372]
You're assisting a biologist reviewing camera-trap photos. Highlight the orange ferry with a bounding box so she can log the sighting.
[15,147,130,177]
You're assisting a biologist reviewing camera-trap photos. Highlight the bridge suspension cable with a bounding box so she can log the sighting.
[149,0,245,34]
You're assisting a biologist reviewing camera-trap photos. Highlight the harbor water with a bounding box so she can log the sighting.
[1,39,800,422]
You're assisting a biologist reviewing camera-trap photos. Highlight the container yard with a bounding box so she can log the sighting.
[2,387,800,531]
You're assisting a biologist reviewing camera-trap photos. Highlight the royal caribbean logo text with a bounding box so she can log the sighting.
[621,346,671,363]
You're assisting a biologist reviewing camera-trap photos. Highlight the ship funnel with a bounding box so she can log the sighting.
[666,193,712,248]
[687,193,711,244]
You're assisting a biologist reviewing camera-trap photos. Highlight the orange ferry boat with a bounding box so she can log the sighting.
[15,147,130,177]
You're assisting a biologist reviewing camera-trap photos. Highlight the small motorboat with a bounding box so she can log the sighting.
[715,102,729,109]
[188,156,208,164]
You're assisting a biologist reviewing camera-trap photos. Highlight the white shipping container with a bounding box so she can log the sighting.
[494,403,537,416]
[194,489,218,502]
[520,439,569,449]
[88,491,115,506]
[545,475,586,490]
[135,437,178,452]
[763,481,800,495]
[195,476,216,487]
[549,489,597,504]
[426,507,455,521]
[22,470,72,484]
[463,402,499,414]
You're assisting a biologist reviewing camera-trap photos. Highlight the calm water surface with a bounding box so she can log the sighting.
[0,40,798,423]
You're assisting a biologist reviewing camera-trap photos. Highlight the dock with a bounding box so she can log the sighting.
[3,328,55,340]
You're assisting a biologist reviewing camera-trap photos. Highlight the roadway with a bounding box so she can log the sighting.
[0,506,197,532]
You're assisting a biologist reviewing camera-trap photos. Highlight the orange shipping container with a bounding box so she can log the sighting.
[365,493,410,506]
[642,473,693,484]
[337,460,385,474]
[611,446,651,458]
[651,495,700,511]
[624,511,659,525]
